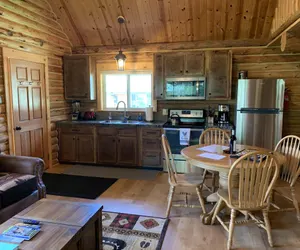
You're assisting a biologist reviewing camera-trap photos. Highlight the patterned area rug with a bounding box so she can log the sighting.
[102,212,169,250]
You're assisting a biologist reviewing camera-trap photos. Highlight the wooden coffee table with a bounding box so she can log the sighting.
[0,199,103,250]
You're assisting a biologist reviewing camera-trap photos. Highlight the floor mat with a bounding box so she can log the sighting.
[43,173,117,199]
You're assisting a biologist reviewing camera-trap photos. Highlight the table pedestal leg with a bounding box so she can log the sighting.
[202,171,238,225]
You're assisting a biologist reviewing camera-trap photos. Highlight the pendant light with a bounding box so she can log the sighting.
[115,16,126,71]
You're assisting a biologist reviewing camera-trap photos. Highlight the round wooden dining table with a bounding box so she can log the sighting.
[181,144,286,225]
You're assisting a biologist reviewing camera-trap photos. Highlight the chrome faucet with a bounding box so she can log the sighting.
[116,101,129,122]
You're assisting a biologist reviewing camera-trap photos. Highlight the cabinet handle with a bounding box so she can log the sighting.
[209,93,212,96]
[147,155,157,158]
[185,70,189,73]
[73,137,75,140]
[180,70,183,73]
[77,138,79,141]
[112,139,115,142]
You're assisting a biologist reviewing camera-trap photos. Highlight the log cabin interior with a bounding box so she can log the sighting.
[0,0,299,249]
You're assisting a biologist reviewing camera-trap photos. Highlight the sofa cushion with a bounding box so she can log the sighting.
[0,173,37,209]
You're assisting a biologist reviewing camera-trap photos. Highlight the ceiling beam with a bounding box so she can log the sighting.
[72,39,268,55]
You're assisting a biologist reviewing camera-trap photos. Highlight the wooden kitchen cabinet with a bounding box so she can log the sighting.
[138,128,162,168]
[206,50,232,100]
[154,54,164,99]
[59,133,76,162]
[185,52,205,75]
[164,54,185,77]
[64,55,96,100]
[117,137,137,166]
[77,135,96,163]
[96,126,137,166]
[59,126,96,164]
[97,135,117,164]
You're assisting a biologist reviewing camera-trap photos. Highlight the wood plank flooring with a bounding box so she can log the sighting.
[47,166,300,250]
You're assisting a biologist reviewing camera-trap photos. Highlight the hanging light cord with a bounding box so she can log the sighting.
[119,21,122,52]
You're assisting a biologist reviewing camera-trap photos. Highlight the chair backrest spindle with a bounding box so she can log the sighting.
[199,128,230,145]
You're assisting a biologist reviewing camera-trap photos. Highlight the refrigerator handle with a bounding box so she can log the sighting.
[240,108,280,114]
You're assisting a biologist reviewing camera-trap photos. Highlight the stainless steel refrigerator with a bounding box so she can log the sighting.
[236,79,285,150]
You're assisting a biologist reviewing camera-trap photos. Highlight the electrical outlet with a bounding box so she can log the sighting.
[162,109,168,116]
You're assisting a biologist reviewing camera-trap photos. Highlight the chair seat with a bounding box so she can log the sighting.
[0,173,36,209]
[274,178,290,188]
[174,174,204,187]
[217,189,268,211]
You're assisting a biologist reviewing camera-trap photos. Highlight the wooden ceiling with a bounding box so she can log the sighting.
[48,0,277,47]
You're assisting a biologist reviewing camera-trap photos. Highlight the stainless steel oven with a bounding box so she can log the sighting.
[162,109,205,173]
[165,77,206,100]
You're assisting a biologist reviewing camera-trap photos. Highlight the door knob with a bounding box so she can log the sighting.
[15,126,22,131]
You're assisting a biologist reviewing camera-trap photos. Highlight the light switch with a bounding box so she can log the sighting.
[162,109,168,116]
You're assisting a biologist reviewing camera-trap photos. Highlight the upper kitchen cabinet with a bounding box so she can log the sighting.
[164,52,205,77]
[206,51,232,100]
[184,52,205,75]
[164,54,185,76]
[64,55,96,101]
[154,54,164,100]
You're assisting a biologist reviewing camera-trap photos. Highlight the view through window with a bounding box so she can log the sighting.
[103,73,152,109]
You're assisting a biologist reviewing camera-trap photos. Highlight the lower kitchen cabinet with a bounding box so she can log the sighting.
[77,135,95,163]
[139,128,162,168]
[117,137,137,166]
[59,126,96,164]
[97,135,117,164]
[59,134,77,162]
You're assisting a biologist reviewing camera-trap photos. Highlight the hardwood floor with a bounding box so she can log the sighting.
[47,167,300,250]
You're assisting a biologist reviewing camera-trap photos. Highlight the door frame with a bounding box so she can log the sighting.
[2,48,52,168]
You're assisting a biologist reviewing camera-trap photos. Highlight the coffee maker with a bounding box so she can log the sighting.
[72,101,81,120]
[218,104,230,124]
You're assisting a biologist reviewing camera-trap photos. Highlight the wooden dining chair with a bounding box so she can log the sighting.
[270,135,300,221]
[162,134,206,218]
[211,151,280,250]
[199,128,231,192]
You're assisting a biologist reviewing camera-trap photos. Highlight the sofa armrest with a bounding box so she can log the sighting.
[0,155,46,199]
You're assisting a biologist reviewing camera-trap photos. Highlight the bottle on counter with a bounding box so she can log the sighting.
[229,127,237,154]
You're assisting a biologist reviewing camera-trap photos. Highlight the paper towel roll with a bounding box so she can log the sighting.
[145,106,153,121]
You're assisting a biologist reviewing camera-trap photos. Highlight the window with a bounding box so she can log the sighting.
[102,73,152,110]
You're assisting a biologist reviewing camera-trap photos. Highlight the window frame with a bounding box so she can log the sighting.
[100,71,154,112]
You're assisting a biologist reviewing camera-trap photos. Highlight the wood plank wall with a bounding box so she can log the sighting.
[81,46,300,137]
[271,0,300,36]
[0,0,72,167]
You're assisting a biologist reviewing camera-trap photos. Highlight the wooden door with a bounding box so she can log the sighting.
[11,59,48,164]
[97,135,117,164]
[77,134,96,163]
[185,52,205,75]
[164,54,184,77]
[117,137,137,166]
[59,133,76,162]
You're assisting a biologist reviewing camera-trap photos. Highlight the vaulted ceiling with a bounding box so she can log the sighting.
[48,0,277,48]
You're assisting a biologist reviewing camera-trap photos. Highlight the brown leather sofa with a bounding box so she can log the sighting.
[0,155,46,223]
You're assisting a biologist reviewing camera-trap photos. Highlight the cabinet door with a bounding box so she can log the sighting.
[164,54,184,77]
[77,135,96,163]
[117,137,137,166]
[64,56,90,100]
[185,52,205,75]
[97,135,117,164]
[154,54,164,99]
[206,51,232,100]
[59,133,76,162]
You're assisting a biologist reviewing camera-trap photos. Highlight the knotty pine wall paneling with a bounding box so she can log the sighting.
[0,0,72,167]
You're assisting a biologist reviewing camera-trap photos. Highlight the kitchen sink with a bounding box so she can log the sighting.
[99,120,143,125]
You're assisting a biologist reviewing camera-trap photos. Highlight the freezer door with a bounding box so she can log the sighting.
[237,79,285,110]
[236,111,283,150]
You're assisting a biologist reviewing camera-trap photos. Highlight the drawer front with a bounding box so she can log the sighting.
[97,127,117,135]
[60,126,94,134]
[142,128,161,138]
[118,128,136,137]
[142,138,161,151]
[142,152,161,167]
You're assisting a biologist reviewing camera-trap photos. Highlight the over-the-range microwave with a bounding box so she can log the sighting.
[165,77,206,100]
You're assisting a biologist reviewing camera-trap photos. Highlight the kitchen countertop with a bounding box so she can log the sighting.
[56,120,165,128]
